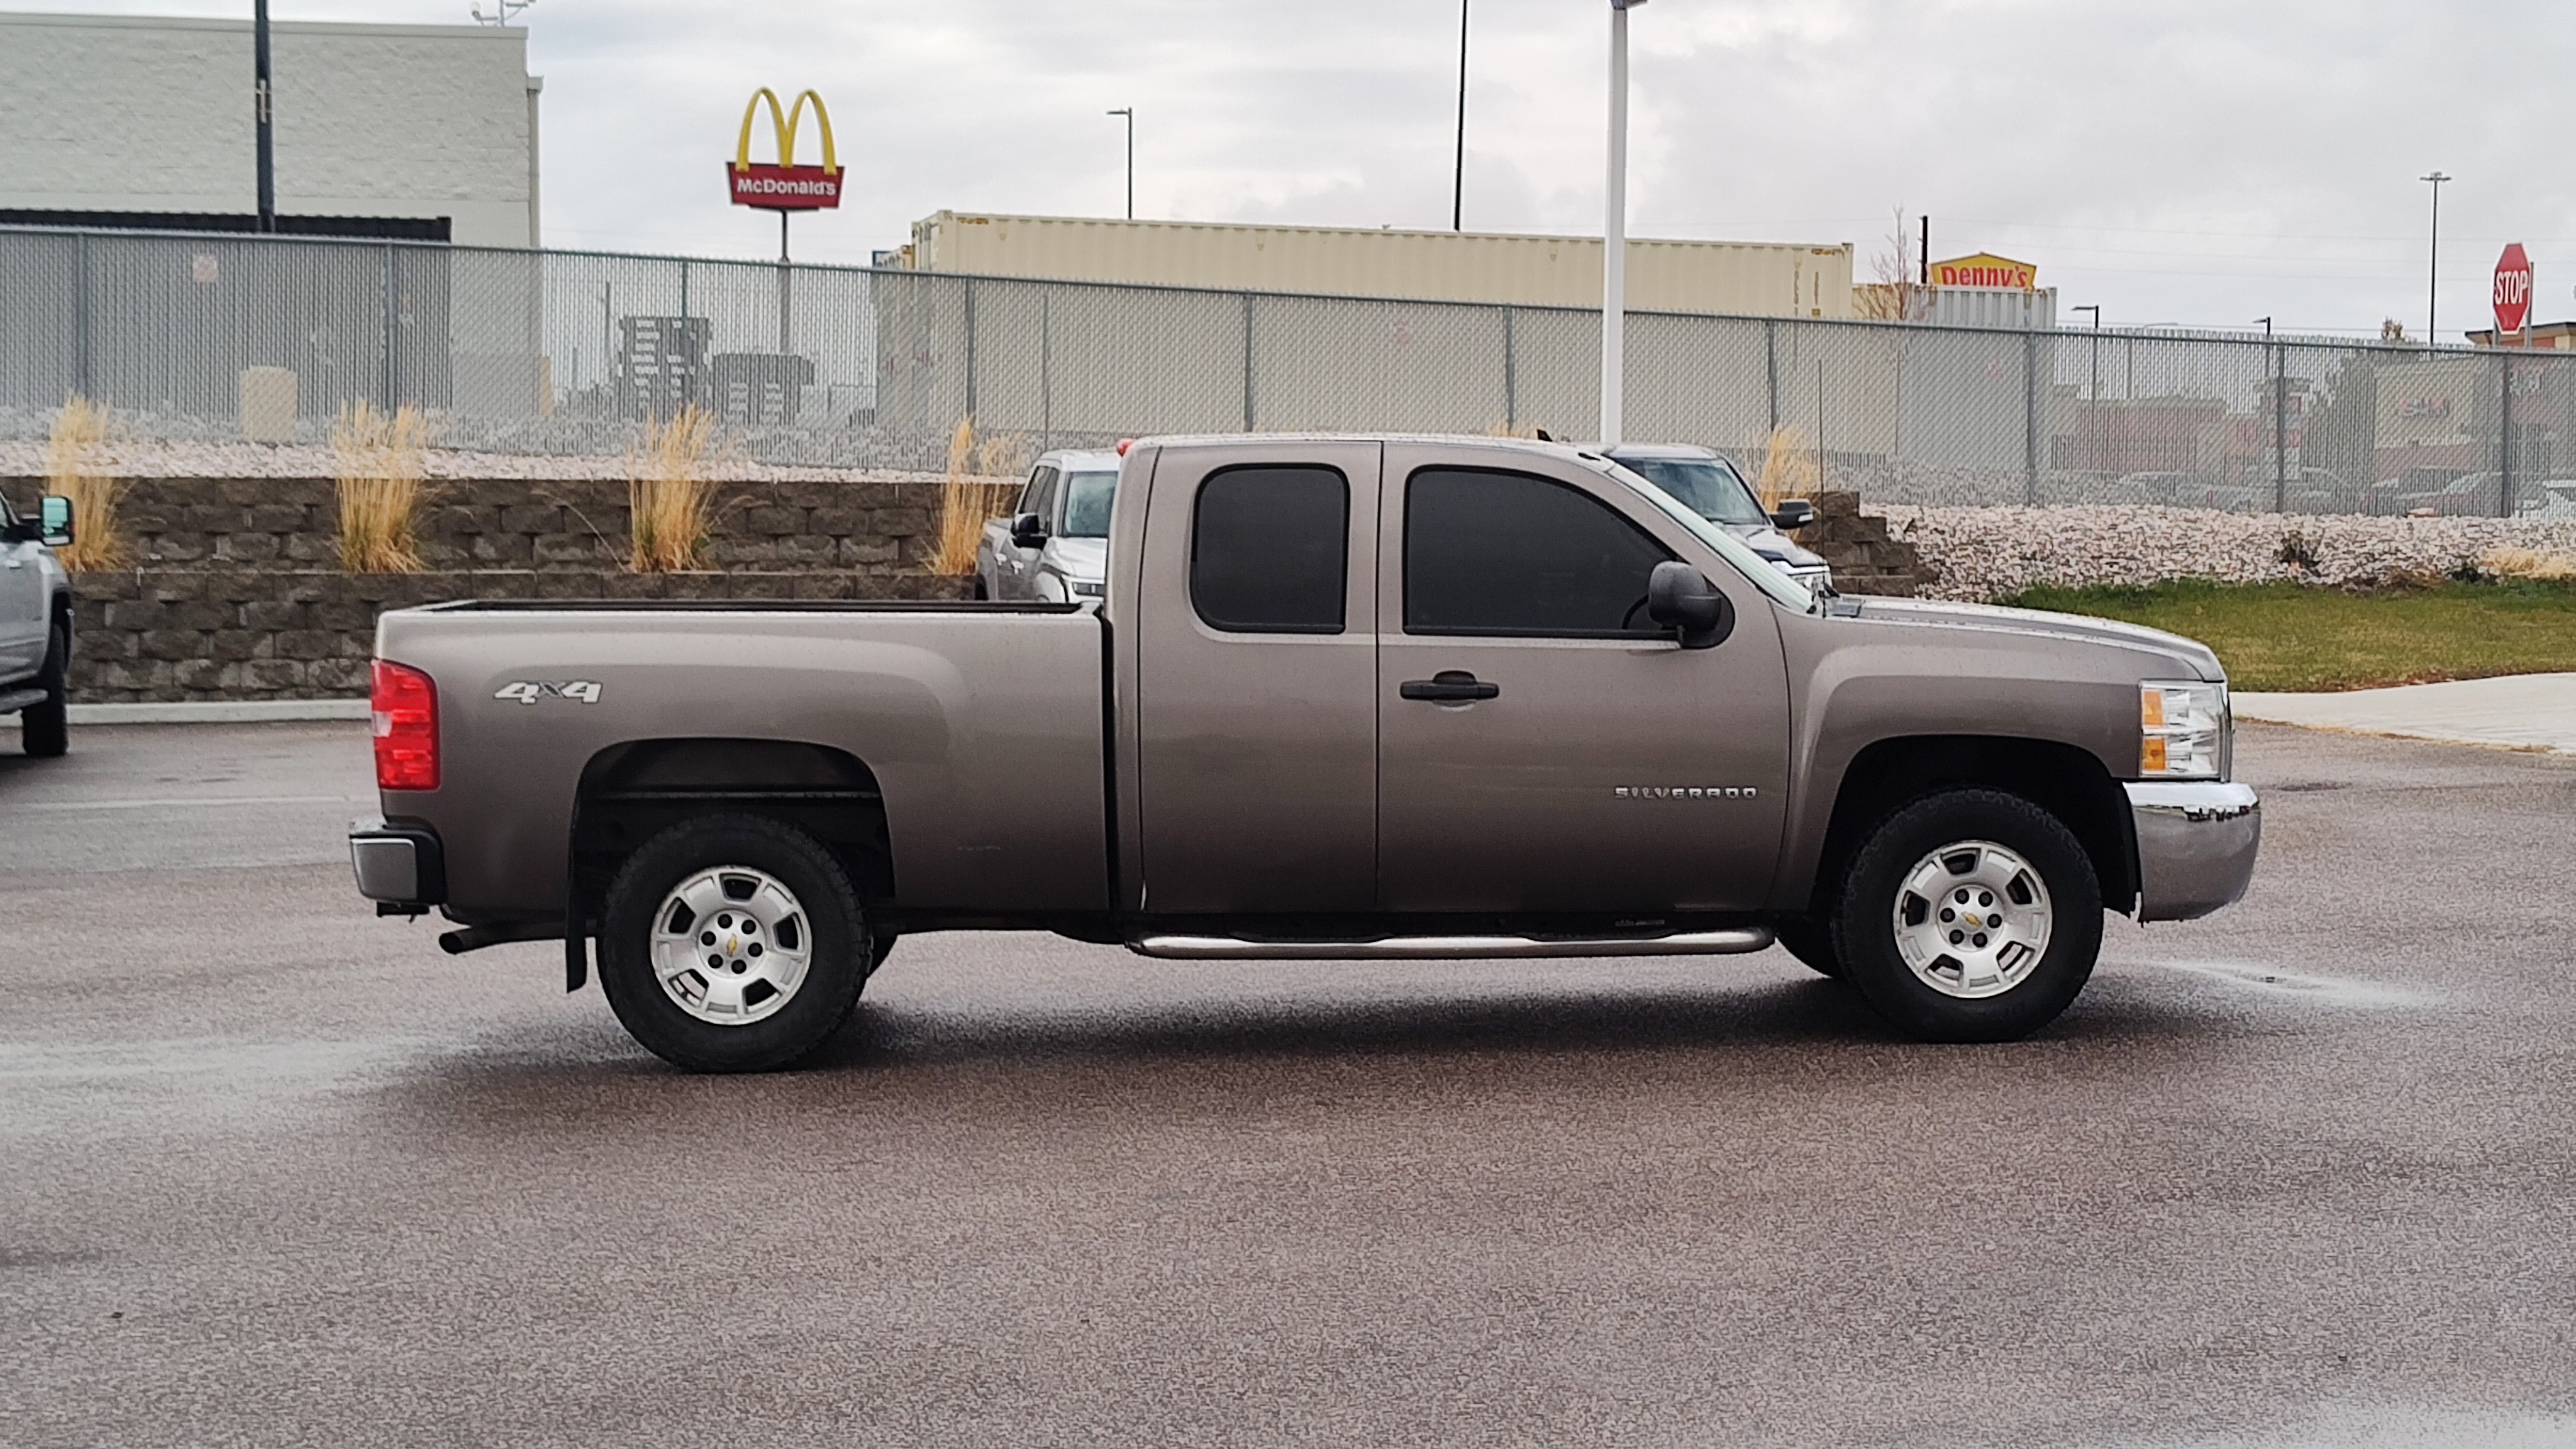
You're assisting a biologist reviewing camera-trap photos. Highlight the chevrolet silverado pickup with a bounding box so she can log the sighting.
[350,433,2260,1072]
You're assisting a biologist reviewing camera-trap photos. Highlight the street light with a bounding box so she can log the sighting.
[2421,171,2450,348]
[1452,0,1469,231]
[1600,0,1645,448]
[2074,304,2101,473]
[1107,108,1134,220]
[253,0,274,232]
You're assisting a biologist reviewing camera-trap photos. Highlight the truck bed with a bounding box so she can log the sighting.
[378,600,1109,916]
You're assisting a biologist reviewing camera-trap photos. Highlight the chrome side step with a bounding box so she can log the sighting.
[1128,928,1774,962]
[0,687,48,714]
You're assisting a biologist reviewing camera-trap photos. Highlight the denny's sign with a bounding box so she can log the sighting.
[1931,253,2038,290]
[728,88,842,211]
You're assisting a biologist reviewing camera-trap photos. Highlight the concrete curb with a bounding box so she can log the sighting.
[2235,672,2576,756]
[1,699,369,727]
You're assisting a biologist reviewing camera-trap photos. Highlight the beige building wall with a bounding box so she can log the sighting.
[904,212,1853,320]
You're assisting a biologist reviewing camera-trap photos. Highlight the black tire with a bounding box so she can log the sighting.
[597,813,871,1073]
[1772,915,1843,979]
[1831,789,2101,1043]
[19,615,68,758]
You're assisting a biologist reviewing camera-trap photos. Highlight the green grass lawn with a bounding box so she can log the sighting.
[1999,579,2576,692]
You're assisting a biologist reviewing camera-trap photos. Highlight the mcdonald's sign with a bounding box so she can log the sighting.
[728,88,842,211]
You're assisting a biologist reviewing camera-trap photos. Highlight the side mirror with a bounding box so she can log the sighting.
[38,494,74,548]
[1009,511,1048,550]
[1769,498,1816,531]
[1646,561,1735,650]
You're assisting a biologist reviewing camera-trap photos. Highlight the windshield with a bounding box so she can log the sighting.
[1601,462,1819,613]
[1614,456,1772,526]
[1060,470,1117,538]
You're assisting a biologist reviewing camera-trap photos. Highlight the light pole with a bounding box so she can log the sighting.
[1600,0,1645,448]
[1108,108,1134,220]
[2421,171,2450,348]
[2074,304,2101,473]
[1452,0,1469,231]
[253,0,275,231]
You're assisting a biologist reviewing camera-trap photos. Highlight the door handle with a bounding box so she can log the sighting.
[1399,670,1499,702]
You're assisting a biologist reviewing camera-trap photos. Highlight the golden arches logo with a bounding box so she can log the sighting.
[726,87,843,211]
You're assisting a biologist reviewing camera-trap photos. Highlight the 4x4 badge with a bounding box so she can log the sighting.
[494,680,602,706]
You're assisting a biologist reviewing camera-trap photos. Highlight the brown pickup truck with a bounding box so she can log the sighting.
[350,434,2258,1072]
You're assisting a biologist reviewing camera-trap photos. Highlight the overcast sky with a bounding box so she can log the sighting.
[14,0,2573,339]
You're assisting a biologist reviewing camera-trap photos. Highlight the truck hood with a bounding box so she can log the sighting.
[1724,521,1826,569]
[1044,536,1109,582]
[1842,596,2228,683]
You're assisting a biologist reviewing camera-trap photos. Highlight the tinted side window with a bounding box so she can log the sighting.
[1191,465,1349,635]
[1019,466,1058,520]
[1406,468,1673,636]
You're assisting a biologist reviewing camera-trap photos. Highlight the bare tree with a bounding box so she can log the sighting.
[1854,207,1929,323]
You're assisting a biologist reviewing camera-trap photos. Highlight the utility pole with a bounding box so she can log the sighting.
[1600,0,1645,448]
[1107,109,1134,220]
[254,0,275,232]
[2421,171,2450,348]
[1452,0,1469,231]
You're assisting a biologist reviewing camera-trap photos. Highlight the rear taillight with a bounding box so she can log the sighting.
[372,660,438,791]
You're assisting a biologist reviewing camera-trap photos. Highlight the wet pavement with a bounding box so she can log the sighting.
[3,722,2573,1448]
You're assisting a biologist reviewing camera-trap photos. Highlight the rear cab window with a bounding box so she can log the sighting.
[1191,465,1350,634]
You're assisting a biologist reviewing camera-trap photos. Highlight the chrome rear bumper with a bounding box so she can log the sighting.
[2126,781,2260,922]
[350,815,445,905]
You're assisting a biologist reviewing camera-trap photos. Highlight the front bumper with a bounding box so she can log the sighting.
[350,815,446,904]
[2126,781,2260,922]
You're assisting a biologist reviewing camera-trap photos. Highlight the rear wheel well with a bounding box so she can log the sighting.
[1807,736,2134,918]
[570,739,894,935]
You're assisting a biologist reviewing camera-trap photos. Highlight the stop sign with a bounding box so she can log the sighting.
[2494,243,2534,336]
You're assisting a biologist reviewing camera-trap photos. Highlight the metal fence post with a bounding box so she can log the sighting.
[2273,341,2289,513]
[963,277,978,422]
[1763,318,1779,431]
[74,232,91,400]
[2023,328,2039,504]
[2499,349,2515,518]
[1502,304,1517,430]
[381,243,399,410]
[1040,289,1053,450]
[1241,292,1255,431]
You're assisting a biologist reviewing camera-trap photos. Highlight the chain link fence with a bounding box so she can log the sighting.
[4,224,2570,518]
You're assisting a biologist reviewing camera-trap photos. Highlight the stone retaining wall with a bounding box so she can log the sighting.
[60,569,976,704]
[2,475,956,572]
[1791,492,1935,595]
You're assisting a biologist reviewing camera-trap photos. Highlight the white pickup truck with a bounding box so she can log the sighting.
[0,491,74,758]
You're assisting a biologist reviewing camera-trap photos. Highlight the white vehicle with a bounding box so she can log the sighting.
[1,491,75,757]
[2513,480,2576,520]
[976,449,1119,602]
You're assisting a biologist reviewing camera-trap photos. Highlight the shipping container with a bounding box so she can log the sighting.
[901,211,1853,321]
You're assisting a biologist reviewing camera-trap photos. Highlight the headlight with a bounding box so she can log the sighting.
[2140,680,2227,779]
[1070,580,1105,598]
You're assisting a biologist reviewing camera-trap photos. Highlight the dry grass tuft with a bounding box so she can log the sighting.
[332,401,430,573]
[628,406,726,572]
[1753,425,1820,511]
[2481,545,2576,582]
[931,418,1026,576]
[43,394,125,570]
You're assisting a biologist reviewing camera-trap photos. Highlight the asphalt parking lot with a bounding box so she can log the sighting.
[3,721,2572,1447]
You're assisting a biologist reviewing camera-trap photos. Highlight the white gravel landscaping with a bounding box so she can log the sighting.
[1883,504,2576,601]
